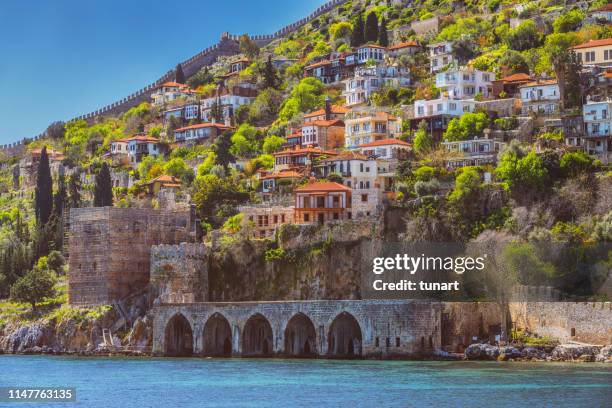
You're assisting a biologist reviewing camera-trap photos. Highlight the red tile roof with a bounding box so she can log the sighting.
[273,146,337,157]
[359,139,411,148]
[519,79,558,88]
[500,73,533,82]
[260,170,302,180]
[175,123,234,132]
[304,105,349,118]
[125,135,160,143]
[388,41,419,50]
[595,4,612,12]
[571,38,612,49]
[147,175,182,186]
[160,81,185,88]
[295,181,352,193]
[359,44,387,50]
[322,151,369,161]
[305,59,331,69]
[305,119,345,128]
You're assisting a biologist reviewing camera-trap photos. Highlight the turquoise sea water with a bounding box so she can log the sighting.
[1,356,611,407]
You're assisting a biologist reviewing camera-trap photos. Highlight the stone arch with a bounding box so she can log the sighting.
[203,313,232,357]
[164,313,193,357]
[327,312,362,358]
[242,313,274,356]
[284,313,317,357]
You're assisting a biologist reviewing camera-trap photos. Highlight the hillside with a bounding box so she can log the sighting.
[0,0,611,329]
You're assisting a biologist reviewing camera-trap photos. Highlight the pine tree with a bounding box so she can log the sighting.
[364,11,379,44]
[175,63,185,84]
[378,17,389,47]
[34,146,53,227]
[93,162,113,207]
[351,14,365,47]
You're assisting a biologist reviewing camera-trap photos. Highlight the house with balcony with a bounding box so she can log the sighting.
[259,169,303,198]
[173,123,234,145]
[427,41,456,73]
[581,99,612,163]
[519,79,560,115]
[273,146,337,174]
[200,85,257,123]
[217,58,252,82]
[163,103,200,122]
[303,100,349,123]
[304,53,351,84]
[571,39,612,68]
[387,41,420,58]
[358,139,411,161]
[588,4,612,24]
[301,119,345,150]
[343,65,410,106]
[436,68,493,99]
[151,82,196,106]
[344,110,403,150]
[125,135,163,165]
[345,44,387,66]
[441,137,506,168]
[412,99,477,140]
[491,73,534,98]
[315,151,382,217]
[294,181,352,224]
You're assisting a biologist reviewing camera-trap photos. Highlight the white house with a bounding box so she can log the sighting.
[519,79,560,115]
[200,86,257,122]
[163,103,200,121]
[442,138,506,168]
[124,135,162,165]
[436,68,494,99]
[174,123,234,145]
[346,45,387,66]
[427,41,456,73]
[343,65,410,106]
[414,98,476,118]
[344,110,403,150]
[580,99,612,162]
[387,41,420,58]
[315,151,382,217]
[151,82,196,106]
[358,139,412,160]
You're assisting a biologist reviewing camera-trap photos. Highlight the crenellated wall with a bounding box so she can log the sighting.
[1,0,349,151]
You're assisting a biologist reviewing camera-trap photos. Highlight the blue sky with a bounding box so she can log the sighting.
[0,0,328,144]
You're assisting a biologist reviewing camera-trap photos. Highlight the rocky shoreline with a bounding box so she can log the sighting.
[461,343,612,363]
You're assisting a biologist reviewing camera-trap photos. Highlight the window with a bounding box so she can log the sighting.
[375,337,380,347]
[273,215,278,224]
[304,214,310,222]
[386,337,390,347]
[361,194,368,202]
[396,337,400,347]
[333,212,339,220]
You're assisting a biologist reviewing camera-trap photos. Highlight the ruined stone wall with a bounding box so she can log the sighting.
[151,299,441,358]
[68,207,195,306]
[150,243,209,304]
[509,301,612,345]
[442,302,502,352]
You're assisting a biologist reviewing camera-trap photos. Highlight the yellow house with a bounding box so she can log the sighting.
[571,39,612,67]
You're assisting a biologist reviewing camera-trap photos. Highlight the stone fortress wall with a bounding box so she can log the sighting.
[0,0,348,153]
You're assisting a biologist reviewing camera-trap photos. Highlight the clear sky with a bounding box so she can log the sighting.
[0,0,328,144]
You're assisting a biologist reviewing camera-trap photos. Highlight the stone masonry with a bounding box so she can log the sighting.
[67,207,196,306]
[152,300,442,358]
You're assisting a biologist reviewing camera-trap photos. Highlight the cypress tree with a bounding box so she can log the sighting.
[351,14,365,47]
[34,146,53,226]
[364,11,379,44]
[93,162,113,207]
[68,174,81,209]
[378,17,389,47]
[175,63,185,84]
[213,131,236,170]
[263,55,279,89]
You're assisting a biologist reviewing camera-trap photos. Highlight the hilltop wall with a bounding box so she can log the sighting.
[1,0,349,152]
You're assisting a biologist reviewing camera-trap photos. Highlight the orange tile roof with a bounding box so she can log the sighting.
[304,105,349,118]
[388,41,419,50]
[295,181,352,193]
[305,59,331,69]
[125,135,160,143]
[500,73,533,82]
[595,4,612,12]
[175,123,234,132]
[359,139,411,148]
[519,79,558,88]
[160,81,185,88]
[322,151,369,161]
[260,170,302,180]
[572,38,612,49]
[148,175,182,185]
[359,44,387,50]
[273,146,337,157]
[604,71,612,79]
[305,119,345,128]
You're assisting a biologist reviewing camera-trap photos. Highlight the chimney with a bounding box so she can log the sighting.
[325,96,332,120]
